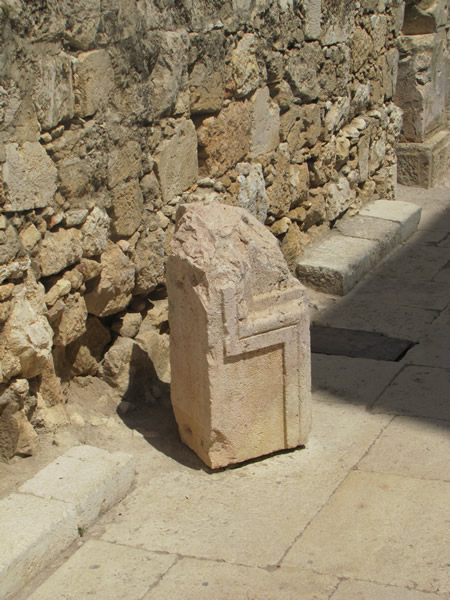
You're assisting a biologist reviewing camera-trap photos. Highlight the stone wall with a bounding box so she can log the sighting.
[0,0,405,460]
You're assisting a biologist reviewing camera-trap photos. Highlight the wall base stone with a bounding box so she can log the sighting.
[397,129,450,188]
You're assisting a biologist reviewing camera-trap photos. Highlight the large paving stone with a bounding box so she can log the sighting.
[311,354,402,407]
[100,401,389,567]
[374,244,450,282]
[371,365,450,420]
[283,471,450,593]
[405,306,450,369]
[0,493,78,599]
[146,558,338,600]
[330,579,443,600]
[358,416,450,481]
[26,540,176,600]
[358,199,421,242]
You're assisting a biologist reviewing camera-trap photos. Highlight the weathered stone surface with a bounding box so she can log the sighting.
[34,52,75,131]
[2,143,57,211]
[167,202,311,469]
[135,314,171,385]
[110,180,144,239]
[397,129,450,188]
[131,227,165,295]
[249,86,280,158]
[232,34,263,98]
[75,50,114,118]
[155,118,198,202]
[189,31,228,114]
[39,229,83,277]
[107,140,142,190]
[0,282,53,383]
[235,162,268,223]
[285,43,322,101]
[197,102,251,177]
[321,0,356,45]
[81,207,110,258]
[112,312,143,338]
[50,293,88,347]
[19,223,42,252]
[84,242,135,317]
[0,379,39,461]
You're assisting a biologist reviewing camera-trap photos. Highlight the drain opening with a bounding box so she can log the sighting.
[310,326,416,362]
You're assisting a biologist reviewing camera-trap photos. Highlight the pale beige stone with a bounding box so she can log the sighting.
[51,293,88,347]
[110,180,144,239]
[84,242,135,317]
[81,207,110,258]
[34,52,75,130]
[154,118,198,202]
[232,34,263,98]
[249,86,280,157]
[27,540,176,600]
[235,162,268,223]
[358,416,450,481]
[75,50,114,117]
[146,558,338,600]
[67,315,111,376]
[284,471,449,593]
[107,140,142,189]
[19,223,41,252]
[39,229,83,277]
[167,202,311,469]
[3,142,57,211]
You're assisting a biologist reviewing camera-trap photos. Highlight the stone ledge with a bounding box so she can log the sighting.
[0,445,135,599]
[296,200,422,295]
[397,129,450,188]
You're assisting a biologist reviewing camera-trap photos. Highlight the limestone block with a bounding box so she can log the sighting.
[189,30,228,114]
[397,130,450,188]
[402,0,448,34]
[148,31,189,119]
[34,52,75,131]
[285,43,322,101]
[395,31,447,142]
[107,140,142,189]
[110,180,144,239]
[81,207,110,258]
[0,287,53,383]
[135,315,171,385]
[325,176,353,221]
[19,223,42,252]
[232,34,263,98]
[281,104,321,158]
[167,202,311,469]
[75,50,114,118]
[84,242,135,317]
[112,312,142,338]
[235,162,268,223]
[2,142,57,211]
[50,293,88,347]
[321,0,356,45]
[0,225,21,266]
[303,0,322,40]
[250,87,280,158]
[155,118,198,202]
[132,227,165,295]
[197,103,251,178]
[38,229,83,277]
[62,0,101,50]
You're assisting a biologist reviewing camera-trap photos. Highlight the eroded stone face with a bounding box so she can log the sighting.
[166,202,311,469]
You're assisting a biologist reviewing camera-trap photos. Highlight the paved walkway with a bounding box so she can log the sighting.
[12,183,450,600]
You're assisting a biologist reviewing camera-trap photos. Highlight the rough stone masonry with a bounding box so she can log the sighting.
[0,0,410,460]
[167,202,311,469]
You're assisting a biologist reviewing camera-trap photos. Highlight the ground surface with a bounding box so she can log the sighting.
[3,181,450,600]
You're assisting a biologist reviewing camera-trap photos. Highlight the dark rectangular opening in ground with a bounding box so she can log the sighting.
[310,326,416,362]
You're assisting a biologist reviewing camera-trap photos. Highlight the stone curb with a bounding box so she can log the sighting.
[296,200,422,295]
[0,445,135,600]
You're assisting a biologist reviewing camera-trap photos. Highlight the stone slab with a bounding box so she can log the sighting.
[397,129,450,188]
[100,401,390,567]
[283,471,450,593]
[0,493,78,599]
[335,214,402,254]
[296,234,380,295]
[358,416,450,481]
[371,365,450,420]
[405,305,449,369]
[374,244,450,282]
[330,580,443,600]
[26,540,176,600]
[19,445,135,528]
[359,199,422,242]
[145,558,338,600]
[311,354,403,407]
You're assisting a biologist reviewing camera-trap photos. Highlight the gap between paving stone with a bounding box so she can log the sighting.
[0,445,135,600]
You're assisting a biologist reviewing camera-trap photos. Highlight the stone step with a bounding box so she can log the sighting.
[0,445,135,600]
[296,200,422,295]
